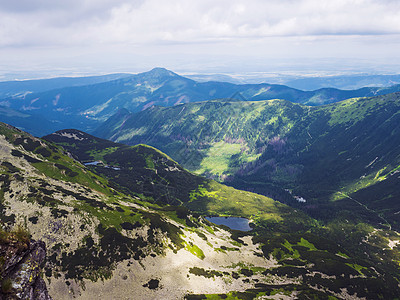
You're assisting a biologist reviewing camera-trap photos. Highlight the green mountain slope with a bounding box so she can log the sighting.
[2,68,400,136]
[44,129,205,207]
[43,129,305,226]
[8,123,400,298]
[43,127,400,299]
[95,93,400,232]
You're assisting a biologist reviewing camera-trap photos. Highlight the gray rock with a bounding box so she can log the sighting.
[0,239,52,300]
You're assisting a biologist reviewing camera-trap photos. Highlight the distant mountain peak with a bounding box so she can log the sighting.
[145,67,178,78]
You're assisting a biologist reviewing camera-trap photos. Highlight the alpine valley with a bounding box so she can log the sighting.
[0,68,400,299]
[96,92,400,227]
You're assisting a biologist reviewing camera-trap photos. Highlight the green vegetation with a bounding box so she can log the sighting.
[94,94,400,237]
[189,184,220,203]
[297,238,317,251]
[189,267,222,278]
[345,263,367,276]
[195,141,244,176]
[184,241,205,259]
[0,225,30,248]
[187,180,311,229]
[1,277,12,294]
[87,147,118,161]
[44,131,206,206]
[185,285,340,299]
[144,153,155,169]
[3,117,400,298]
[336,252,350,259]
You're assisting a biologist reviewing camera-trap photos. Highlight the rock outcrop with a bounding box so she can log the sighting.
[0,237,51,300]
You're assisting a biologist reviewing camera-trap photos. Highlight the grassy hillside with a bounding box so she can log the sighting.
[43,129,307,230]
[44,127,400,299]
[8,123,400,298]
[95,93,400,233]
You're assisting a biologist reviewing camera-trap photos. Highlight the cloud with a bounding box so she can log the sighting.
[0,0,399,76]
[90,0,400,43]
[0,0,399,48]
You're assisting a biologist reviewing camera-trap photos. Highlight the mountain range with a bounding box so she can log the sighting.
[1,67,400,299]
[0,73,131,98]
[2,68,400,136]
[187,73,400,90]
[284,74,400,90]
[95,93,400,233]
[4,123,399,298]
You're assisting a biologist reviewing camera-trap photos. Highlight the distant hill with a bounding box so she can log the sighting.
[2,67,400,136]
[0,105,57,136]
[95,93,400,232]
[0,73,131,98]
[285,74,400,90]
[188,73,400,90]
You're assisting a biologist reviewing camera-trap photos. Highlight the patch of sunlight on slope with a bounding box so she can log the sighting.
[196,115,205,122]
[246,152,262,163]
[194,141,242,176]
[330,167,390,202]
[206,181,284,223]
[252,87,271,97]
[189,181,284,223]
[190,105,201,114]
[84,98,113,116]
[194,140,262,178]
[144,83,163,93]
[88,147,119,161]
[326,97,385,127]
[114,128,148,143]
[130,96,149,103]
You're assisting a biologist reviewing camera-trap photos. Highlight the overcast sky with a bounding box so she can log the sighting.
[0,0,400,78]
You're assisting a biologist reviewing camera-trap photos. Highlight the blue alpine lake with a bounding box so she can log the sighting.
[205,217,252,231]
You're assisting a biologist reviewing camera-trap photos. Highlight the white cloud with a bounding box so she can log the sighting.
[1,0,400,47]
[0,0,399,74]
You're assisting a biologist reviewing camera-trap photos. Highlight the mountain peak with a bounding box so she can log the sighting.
[145,67,178,78]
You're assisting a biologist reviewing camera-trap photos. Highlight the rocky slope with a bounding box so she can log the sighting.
[0,228,51,300]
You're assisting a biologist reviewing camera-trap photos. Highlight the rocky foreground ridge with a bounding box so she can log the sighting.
[0,228,51,300]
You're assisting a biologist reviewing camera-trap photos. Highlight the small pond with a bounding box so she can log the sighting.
[84,161,121,170]
[205,216,252,231]
[84,161,101,166]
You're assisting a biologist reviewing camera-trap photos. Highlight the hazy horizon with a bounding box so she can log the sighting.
[1,63,400,84]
